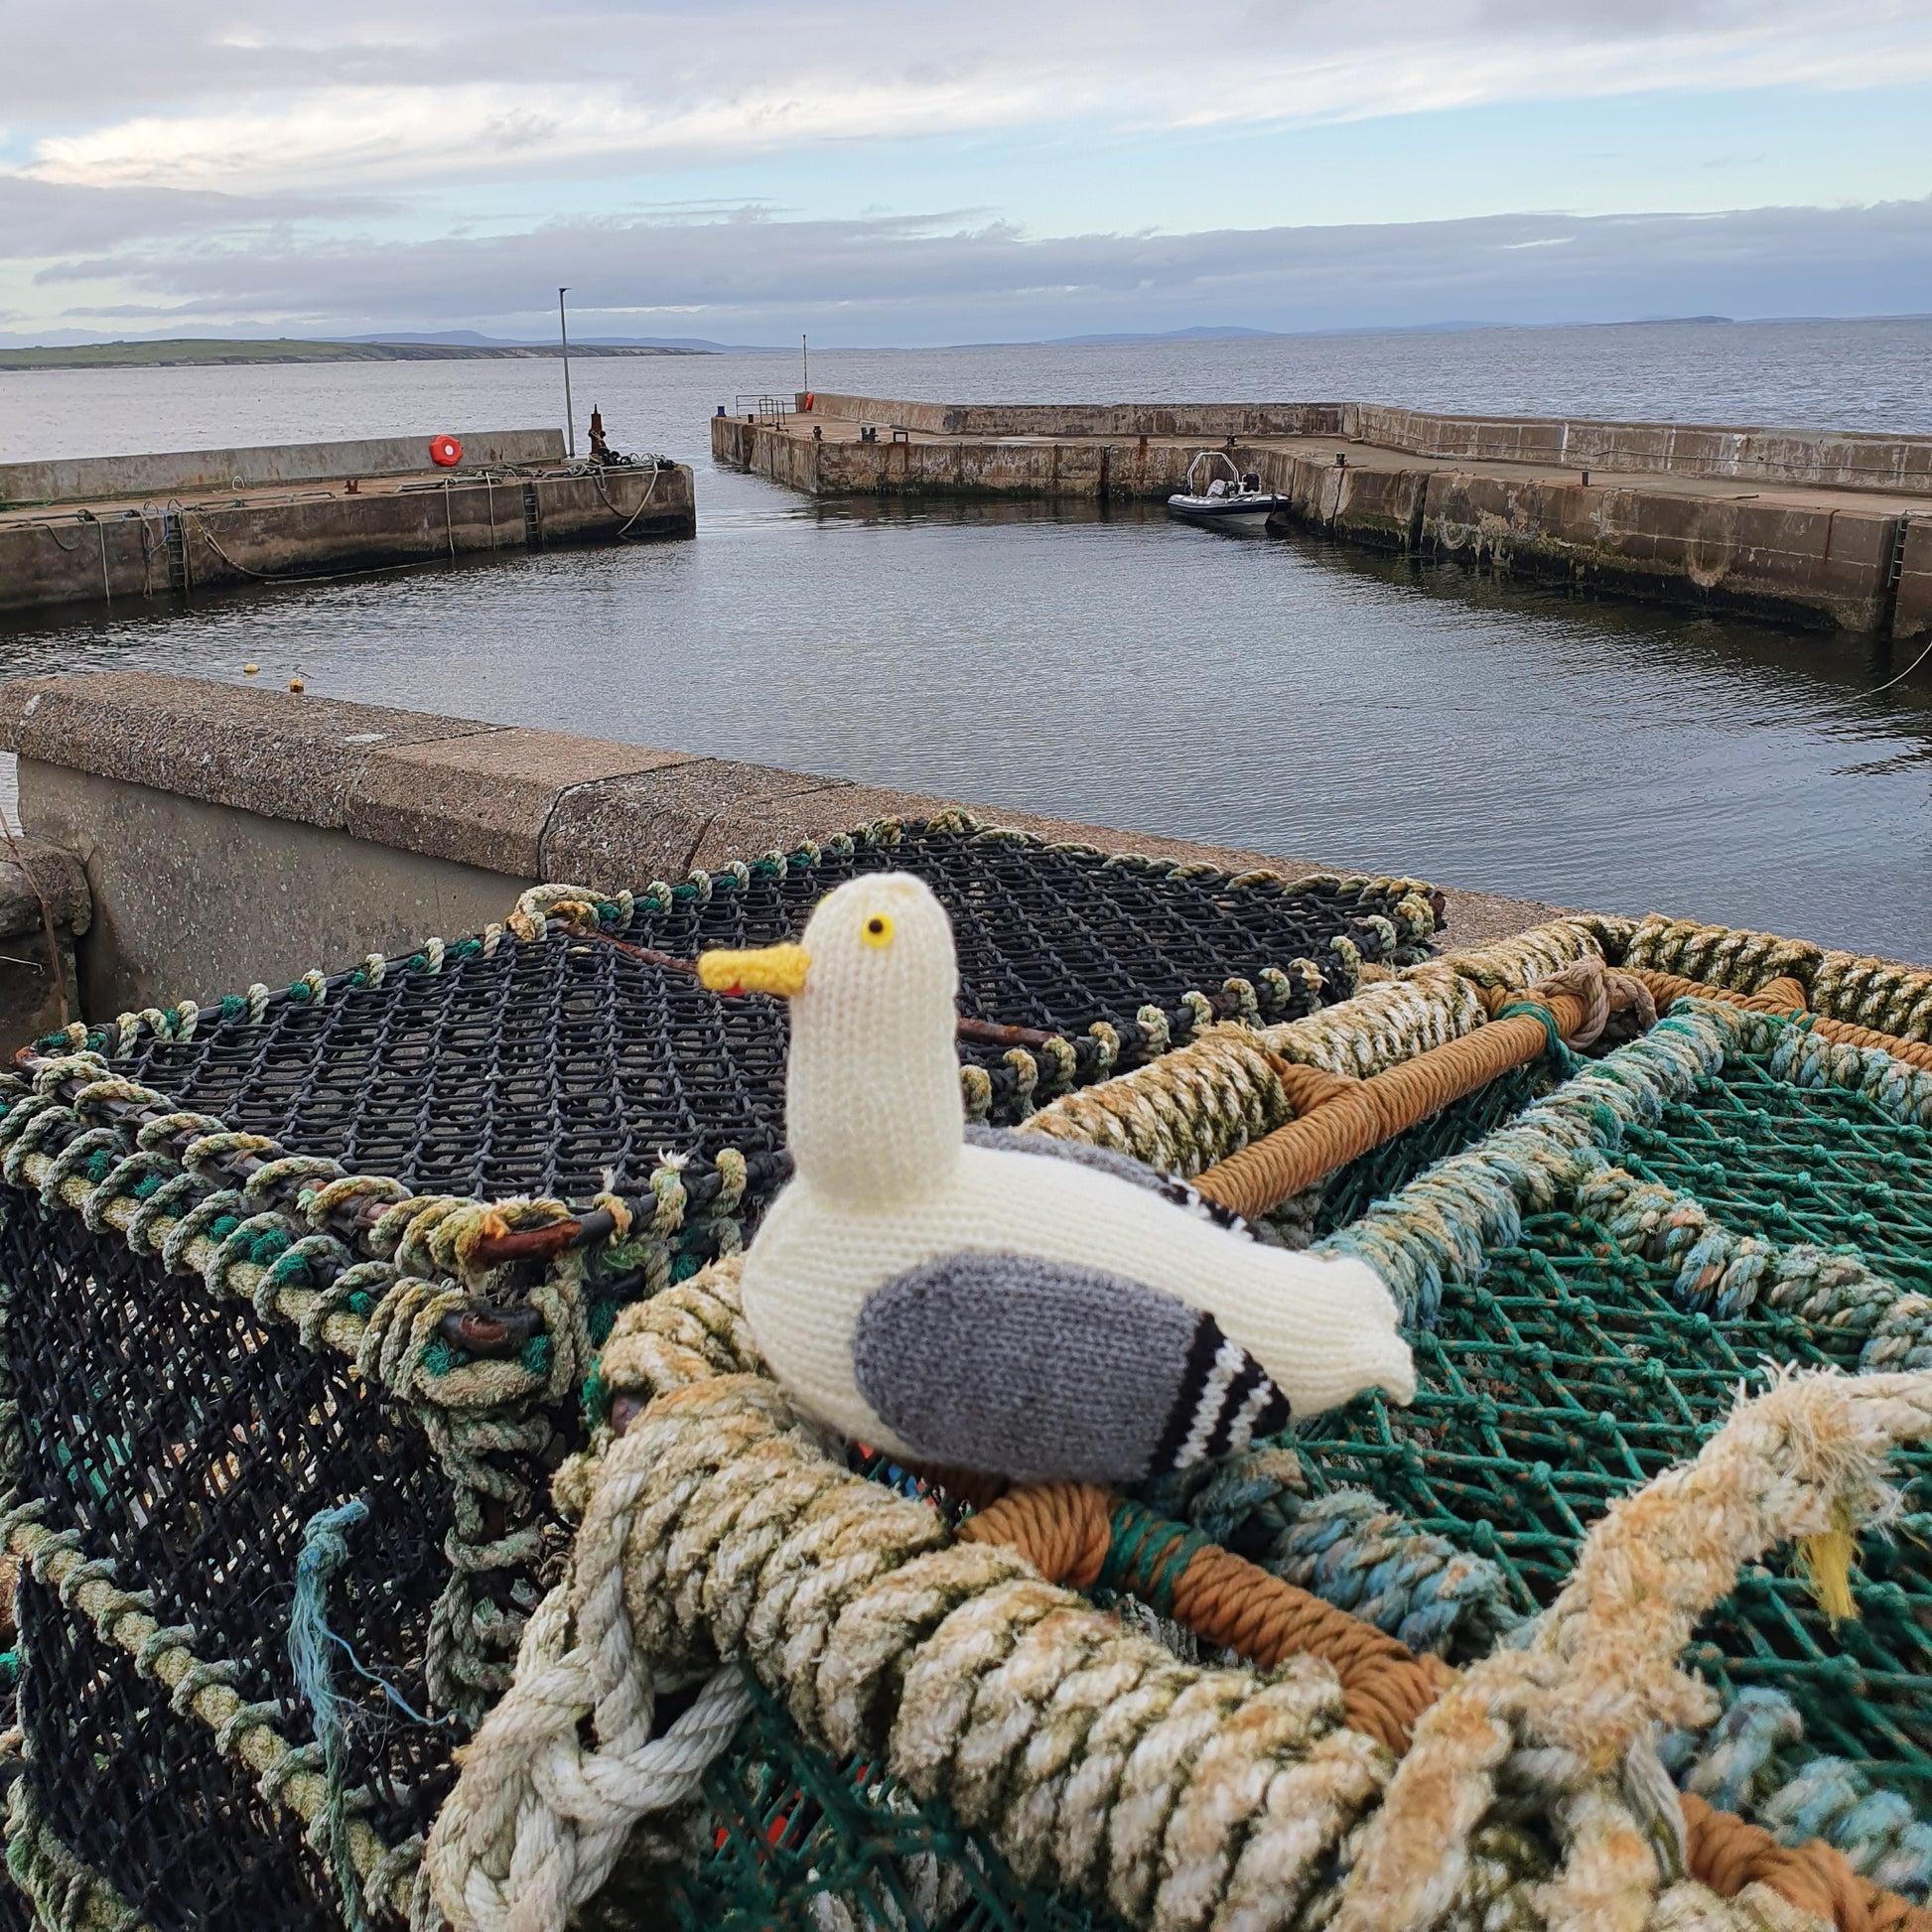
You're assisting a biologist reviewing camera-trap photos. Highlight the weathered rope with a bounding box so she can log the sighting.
[1665,1688,1932,1902]
[954,1483,1453,1753]
[1771,1026,1932,1128]
[1021,912,1924,1228]
[0,1504,418,1923]
[1318,998,1744,1325]
[1330,1368,1932,1932]
[1023,966,1492,1175]
[0,1054,602,1717]
[954,1479,1112,1587]
[3,1748,152,1932]
[1620,915,1932,1043]
[1683,1794,1932,1932]
[1142,1451,1523,1659]
[1636,968,1932,1074]
[1192,956,1653,1222]
[431,1365,1395,1932]
[432,1259,1931,1932]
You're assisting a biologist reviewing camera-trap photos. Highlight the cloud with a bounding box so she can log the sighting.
[12,0,1932,192]
[0,178,388,255]
[30,196,1932,343]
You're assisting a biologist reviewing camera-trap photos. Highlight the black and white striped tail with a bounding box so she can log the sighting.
[1149,1314,1291,1473]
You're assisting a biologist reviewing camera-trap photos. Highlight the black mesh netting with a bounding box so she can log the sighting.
[0,1199,456,1929]
[16,1576,339,1932]
[109,824,1430,1203]
[0,823,1430,1929]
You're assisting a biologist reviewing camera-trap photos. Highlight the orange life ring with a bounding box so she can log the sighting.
[429,434,464,468]
[801,392,815,411]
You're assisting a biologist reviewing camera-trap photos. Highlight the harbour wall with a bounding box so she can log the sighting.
[715,400,1932,637]
[0,429,566,509]
[795,396,1932,496]
[0,462,696,617]
[800,396,1350,440]
[1275,456,1928,637]
[0,671,1552,1033]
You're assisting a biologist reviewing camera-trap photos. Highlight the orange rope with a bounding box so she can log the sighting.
[1635,968,1932,1073]
[1168,1540,1453,1752]
[960,1485,1930,1930]
[1193,952,1932,1223]
[1682,1793,1932,1932]
[957,1482,1449,1752]
[955,1480,1109,1587]
[1193,998,1586,1218]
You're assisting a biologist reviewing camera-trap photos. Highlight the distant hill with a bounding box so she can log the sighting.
[0,336,712,371]
[1038,326,1289,345]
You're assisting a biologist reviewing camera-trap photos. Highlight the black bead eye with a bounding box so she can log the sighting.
[863,913,895,948]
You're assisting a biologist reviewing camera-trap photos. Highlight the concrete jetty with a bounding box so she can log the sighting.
[716,395,1932,638]
[0,430,695,618]
[0,671,1559,1037]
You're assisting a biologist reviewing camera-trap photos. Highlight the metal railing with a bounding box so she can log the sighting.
[734,394,791,425]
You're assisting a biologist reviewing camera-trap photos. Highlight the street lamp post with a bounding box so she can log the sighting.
[558,286,576,458]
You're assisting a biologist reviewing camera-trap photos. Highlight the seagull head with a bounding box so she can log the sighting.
[699,872,963,1201]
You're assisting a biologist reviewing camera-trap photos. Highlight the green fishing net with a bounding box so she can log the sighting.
[651,1035,1932,1926]
[1299,1041,1932,1808]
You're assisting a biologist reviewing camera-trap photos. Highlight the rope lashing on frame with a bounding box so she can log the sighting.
[956,1484,1932,1929]
[430,1261,1932,1932]
[1191,956,1655,1220]
[955,1482,1454,1753]
[1620,913,1932,1042]
[1328,1366,1932,1932]
[1632,968,1932,1074]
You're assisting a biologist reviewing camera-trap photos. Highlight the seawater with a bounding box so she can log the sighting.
[2,320,1929,962]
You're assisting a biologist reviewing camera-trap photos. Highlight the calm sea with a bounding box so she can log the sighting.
[2,318,1930,962]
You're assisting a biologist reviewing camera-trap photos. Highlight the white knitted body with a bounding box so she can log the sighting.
[730,870,1416,1463]
[746,1148,1415,1456]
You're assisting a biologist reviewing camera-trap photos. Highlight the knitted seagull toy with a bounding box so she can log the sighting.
[698,872,1415,1485]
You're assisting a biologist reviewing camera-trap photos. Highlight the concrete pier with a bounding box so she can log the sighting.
[716,395,1932,638]
[0,430,696,618]
[0,671,1560,1033]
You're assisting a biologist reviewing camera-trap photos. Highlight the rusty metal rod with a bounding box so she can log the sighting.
[589,929,1070,1051]
[9,1045,556,1353]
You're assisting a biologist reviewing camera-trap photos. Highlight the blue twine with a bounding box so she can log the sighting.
[290,1498,434,1932]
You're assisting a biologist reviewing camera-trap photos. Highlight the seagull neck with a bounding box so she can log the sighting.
[786,1002,964,1205]
[793,1129,963,1205]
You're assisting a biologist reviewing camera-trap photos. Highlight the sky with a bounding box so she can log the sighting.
[3,0,1931,345]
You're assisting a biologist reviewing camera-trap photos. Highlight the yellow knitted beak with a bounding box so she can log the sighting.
[697,942,812,999]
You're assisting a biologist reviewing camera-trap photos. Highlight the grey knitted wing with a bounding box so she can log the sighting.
[851,1251,1289,1484]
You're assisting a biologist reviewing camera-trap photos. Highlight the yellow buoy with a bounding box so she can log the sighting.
[242,663,259,675]
[289,677,305,693]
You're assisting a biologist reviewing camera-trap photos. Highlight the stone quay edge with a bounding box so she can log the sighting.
[0,670,1558,1025]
